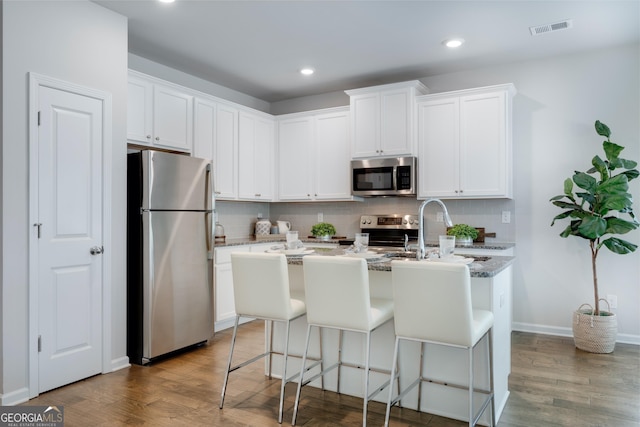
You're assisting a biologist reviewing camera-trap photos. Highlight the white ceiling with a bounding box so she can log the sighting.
[93,0,639,103]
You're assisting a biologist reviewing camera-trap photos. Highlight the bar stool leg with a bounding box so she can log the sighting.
[292,323,313,426]
[220,315,241,409]
[337,329,343,394]
[362,331,371,427]
[384,336,401,427]
[277,320,292,424]
[489,331,496,427]
[268,320,275,379]
[418,341,425,412]
[468,346,474,427]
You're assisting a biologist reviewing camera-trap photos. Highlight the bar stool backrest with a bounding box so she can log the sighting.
[231,252,293,320]
[391,261,474,346]
[303,256,372,331]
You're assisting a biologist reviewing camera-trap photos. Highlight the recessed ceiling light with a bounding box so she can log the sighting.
[443,38,465,48]
[300,68,315,76]
[158,0,175,3]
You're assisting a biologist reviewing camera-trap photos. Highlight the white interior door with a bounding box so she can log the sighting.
[36,85,104,393]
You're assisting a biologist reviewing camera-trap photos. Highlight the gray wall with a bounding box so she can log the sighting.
[1,0,128,403]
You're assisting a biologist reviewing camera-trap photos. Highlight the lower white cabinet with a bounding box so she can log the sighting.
[213,243,274,331]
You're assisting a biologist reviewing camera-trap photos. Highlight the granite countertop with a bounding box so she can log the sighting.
[216,236,515,251]
[282,247,514,278]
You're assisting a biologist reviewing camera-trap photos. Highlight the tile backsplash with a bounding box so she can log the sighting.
[217,197,516,242]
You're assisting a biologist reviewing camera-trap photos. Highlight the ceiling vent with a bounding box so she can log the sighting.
[529,19,573,36]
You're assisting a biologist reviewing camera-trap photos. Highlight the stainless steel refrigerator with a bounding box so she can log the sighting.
[127,150,214,365]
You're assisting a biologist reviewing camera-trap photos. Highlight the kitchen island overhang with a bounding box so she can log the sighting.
[263,250,514,424]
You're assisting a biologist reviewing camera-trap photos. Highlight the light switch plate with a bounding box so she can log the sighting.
[501,211,511,223]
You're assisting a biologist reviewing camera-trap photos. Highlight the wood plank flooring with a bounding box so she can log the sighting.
[25,321,639,426]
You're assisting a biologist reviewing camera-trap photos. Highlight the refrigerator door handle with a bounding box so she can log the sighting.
[205,163,213,252]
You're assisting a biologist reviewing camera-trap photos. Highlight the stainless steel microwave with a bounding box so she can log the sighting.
[351,156,416,197]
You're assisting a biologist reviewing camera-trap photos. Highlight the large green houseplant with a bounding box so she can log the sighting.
[550,120,638,352]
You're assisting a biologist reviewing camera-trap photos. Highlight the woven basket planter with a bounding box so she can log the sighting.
[572,301,617,354]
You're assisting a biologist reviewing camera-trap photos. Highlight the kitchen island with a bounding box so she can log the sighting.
[267,248,514,425]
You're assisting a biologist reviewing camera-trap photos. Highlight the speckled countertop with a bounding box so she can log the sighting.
[216,236,515,252]
[277,247,514,278]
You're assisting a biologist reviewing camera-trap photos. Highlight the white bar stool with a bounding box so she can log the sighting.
[219,252,321,424]
[292,255,395,426]
[385,261,495,427]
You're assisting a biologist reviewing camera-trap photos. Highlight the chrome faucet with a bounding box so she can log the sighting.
[416,198,453,260]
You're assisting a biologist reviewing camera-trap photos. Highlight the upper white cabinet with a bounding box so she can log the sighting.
[346,81,428,158]
[193,97,275,202]
[214,103,240,200]
[277,108,353,201]
[127,71,193,152]
[238,111,274,201]
[417,84,516,199]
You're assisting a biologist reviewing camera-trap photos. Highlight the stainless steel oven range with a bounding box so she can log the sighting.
[360,214,419,248]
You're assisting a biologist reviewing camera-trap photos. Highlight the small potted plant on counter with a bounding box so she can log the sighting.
[446,224,479,246]
[311,222,337,240]
[550,120,638,353]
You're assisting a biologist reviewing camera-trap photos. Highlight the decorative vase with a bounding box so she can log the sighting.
[572,301,617,353]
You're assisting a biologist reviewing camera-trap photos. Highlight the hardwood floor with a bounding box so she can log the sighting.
[25,321,639,426]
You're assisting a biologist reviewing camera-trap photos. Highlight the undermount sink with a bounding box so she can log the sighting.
[380,250,491,262]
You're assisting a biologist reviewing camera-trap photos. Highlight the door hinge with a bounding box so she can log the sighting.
[34,223,42,239]
[38,335,42,352]
[38,111,41,126]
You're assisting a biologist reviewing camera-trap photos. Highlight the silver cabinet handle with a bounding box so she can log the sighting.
[146,135,151,139]
[90,246,104,255]
[155,136,160,141]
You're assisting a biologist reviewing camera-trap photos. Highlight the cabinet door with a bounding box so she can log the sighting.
[459,91,507,197]
[380,88,413,156]
[238,113,274,201]
[153,84,193,152]
[193,98,215,162]
[278,117,313,200]
[417,98,460,198]
[214,103,238,199]
[214,263,235,323]
[127,76,153,144]
[254,118,274,200]
[314,111,351,200]
[350,93,380,158]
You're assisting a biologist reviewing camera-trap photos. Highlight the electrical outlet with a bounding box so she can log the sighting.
[501,211,511,224]
[257,212,263,219]
[318,212,323,222]
[436,212,444,222]
[606,294,618,309]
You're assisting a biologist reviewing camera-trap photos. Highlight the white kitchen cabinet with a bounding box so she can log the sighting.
[238,112,274,201]
[417,84,516,199]
[346,81,428,158]
[127,71,193,152]
[193,97,216,162]
[277,108,353,201]
[213,243,277,331]
[213,102,239,200]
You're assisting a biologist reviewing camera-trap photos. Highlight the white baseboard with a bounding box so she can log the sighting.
[110,356,131,372]
[1,387,30,406]
[512,322,640,345]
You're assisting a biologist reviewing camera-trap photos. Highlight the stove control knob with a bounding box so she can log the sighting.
[402,218,408,225]
[408,219,415,225]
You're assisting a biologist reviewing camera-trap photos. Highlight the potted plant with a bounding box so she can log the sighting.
[311,222,337,240]
[446,224,479,246]
[550,120,638,353]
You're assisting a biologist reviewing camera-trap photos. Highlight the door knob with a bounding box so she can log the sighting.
[90,246,104,255]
